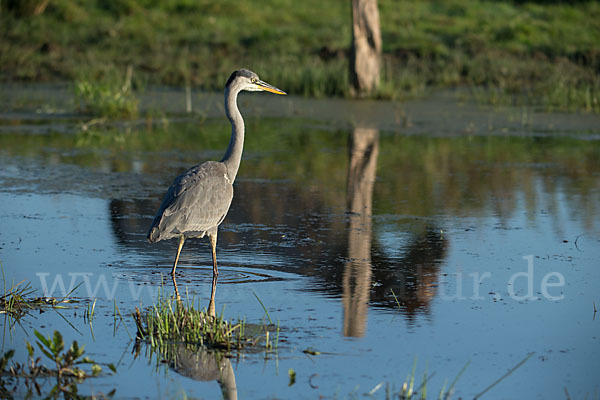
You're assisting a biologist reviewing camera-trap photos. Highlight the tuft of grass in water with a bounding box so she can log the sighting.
[1,265,79,328]
[365,353,531,399]
[133,290,277,352]
[0,279,37,322]
[0,329,116,398]
[133,299,242,351]
[1,263,35,321]
[361,358,469,399]
[73,66,139,119]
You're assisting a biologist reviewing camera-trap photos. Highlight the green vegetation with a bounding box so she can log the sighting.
[133,290,278,352]
[1,266,77,328]
[0,330,116,398]
[378,0,600,111]
[74,66,139,118]
[133,300,245,351]
[395,358,468,400]
[353,353,532,399]
[1,278,37,322]
[337,358,469,399]
[1,0,598,111]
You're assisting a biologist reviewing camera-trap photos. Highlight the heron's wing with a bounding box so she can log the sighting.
[148,162,233,241]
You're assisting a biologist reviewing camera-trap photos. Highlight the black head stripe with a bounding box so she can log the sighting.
[225,69,259,87]
[225,71,238,87]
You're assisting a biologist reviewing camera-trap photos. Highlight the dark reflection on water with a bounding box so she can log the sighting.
[105,126,451,336]
[2,118,599,332]
[102,125,599,336]
[343,126,378,337]
[134,342,237,400]
[170,346,237,400]
[341,126,446,335]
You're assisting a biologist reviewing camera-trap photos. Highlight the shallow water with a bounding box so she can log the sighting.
[1,86,600,399]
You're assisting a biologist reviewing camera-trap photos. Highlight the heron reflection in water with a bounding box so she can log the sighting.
[171,344,237,400]
[147,69,286,316]
[133,341,237,400]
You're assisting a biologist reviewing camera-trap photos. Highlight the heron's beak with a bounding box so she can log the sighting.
[256,80,286,95]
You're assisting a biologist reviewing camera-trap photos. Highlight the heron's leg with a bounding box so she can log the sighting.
[207,233,219,317]
[171,235,185,276]
[171,275,181,303]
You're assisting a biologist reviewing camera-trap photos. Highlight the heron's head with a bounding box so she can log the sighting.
[225,69,286,95]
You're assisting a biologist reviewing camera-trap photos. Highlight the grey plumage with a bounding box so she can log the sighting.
[147,69,286,316]
[148,162,232,242]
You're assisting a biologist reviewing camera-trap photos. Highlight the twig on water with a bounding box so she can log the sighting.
[574,234,583,252]
[473,352,534,399]
[390,288,402,309]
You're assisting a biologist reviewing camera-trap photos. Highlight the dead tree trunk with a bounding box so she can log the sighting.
[350,0,382,96]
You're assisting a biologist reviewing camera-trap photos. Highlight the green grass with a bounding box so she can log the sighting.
[1,0,599,111]
[344,354,534,399]
[337,358,468,399]
[73,66,139,118]
[1,278,37,322]
[132,289,277,352]
[1,265,78,327]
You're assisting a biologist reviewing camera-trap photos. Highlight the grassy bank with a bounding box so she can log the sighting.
[1,0,599,111]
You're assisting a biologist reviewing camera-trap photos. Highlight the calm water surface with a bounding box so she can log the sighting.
[1,86,599,399]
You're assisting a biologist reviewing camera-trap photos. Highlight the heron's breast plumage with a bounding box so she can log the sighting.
[147,161,234,242]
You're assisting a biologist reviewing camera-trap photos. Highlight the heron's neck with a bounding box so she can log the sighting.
[221,86,245,182]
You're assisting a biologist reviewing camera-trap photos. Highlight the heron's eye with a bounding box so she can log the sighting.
[251,78,257,83]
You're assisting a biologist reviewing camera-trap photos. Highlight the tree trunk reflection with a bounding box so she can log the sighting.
[343,127,379,337]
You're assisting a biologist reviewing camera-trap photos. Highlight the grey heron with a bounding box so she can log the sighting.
[147,69,286,316]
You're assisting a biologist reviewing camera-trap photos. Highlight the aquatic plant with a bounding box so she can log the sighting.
[360,354,533,399]
[0,330,116,398]
[133,290,278,352]
[0,279,37,322]
[381,359,468,400]
[1,267,78,328]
